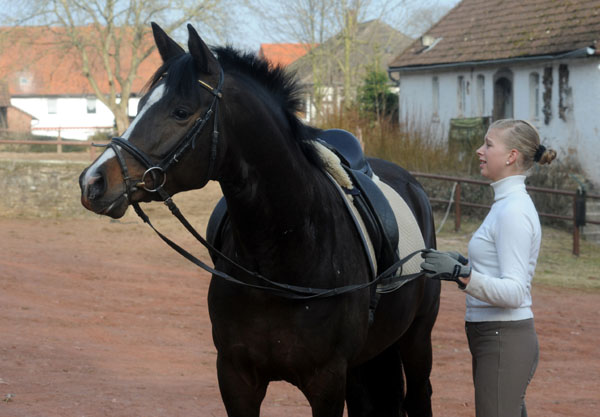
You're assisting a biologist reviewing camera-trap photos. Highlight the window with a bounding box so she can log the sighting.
[457,75,466,116]
[476,75,485,116]
[47,98,57,114]
[493,68,513,120]
[19,76,30,87]
[529,72,540,120]
[558,64,571,121]
[87,97,97,114]
[432,76,439,117]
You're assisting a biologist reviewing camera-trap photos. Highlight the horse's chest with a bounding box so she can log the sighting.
[209,293,366,363]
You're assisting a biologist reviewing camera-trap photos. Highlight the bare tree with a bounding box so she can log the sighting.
[1,0,235,132]
[252,0,456,121]
[253,0,335,118]
[402,0,455,37]
[256,0,409,119]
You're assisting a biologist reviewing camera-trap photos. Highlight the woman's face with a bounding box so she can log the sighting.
[476,128,513,181]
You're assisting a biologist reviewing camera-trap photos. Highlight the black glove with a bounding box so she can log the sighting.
[420,249,471,289]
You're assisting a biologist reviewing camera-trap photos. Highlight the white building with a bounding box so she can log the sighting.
[388,0,600,187]
[9,95,140,140]
[0,26,160,140]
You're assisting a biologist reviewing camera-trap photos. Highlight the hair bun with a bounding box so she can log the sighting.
[537,147,557,165]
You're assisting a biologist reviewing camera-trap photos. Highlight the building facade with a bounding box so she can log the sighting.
[388,0,600,186]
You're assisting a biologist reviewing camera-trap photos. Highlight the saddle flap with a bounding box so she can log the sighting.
[344,167,400,273]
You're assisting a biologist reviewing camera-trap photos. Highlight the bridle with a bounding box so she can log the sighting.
[96,63,424,299]
[102,66,225,204]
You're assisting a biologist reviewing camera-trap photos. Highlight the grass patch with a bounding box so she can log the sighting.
[434,214,600,291]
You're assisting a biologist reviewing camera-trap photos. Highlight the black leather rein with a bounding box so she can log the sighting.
[99,65,424,300]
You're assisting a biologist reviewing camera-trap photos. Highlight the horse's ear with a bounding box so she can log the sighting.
[187,24,219,75]
[151,22,185,62]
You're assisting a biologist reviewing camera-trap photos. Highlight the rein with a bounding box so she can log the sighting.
[135,198,425,300]
[101,65,425,299]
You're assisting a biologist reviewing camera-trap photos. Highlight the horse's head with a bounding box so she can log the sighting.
[79,23,223,218]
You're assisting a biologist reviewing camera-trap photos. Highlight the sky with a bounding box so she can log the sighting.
[0,0,462,53]
[225,0,462,52]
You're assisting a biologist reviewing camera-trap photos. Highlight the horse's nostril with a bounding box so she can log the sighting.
[86,174,106,201]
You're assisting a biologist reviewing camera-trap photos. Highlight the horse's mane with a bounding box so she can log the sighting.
[145,45,322,167]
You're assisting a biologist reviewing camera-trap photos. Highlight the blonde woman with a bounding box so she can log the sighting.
[421,119,557,417]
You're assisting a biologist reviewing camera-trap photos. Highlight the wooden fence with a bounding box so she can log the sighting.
[412,172,600,256]
[0,136,109,158]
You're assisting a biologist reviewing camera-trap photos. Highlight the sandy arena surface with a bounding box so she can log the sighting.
[0,173,598,416]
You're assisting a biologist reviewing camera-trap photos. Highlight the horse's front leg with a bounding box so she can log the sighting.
[300,358,348,417]
[216,352,268,417]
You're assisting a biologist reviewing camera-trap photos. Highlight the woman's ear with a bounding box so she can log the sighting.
[508,148,520,165]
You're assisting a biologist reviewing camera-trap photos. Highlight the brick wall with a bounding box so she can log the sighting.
[7,106,34,132]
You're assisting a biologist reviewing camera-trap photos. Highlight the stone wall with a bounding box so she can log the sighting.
[0,158,92,218]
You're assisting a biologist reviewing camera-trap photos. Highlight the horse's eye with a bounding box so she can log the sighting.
[173,108,190,121]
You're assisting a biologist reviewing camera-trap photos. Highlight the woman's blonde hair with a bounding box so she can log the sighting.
[488,119,557,170]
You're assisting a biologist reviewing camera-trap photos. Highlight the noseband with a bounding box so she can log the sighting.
[103,66,224,203]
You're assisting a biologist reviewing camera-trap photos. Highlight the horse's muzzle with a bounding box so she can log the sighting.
[80,168,106,203]
[79,168,129,218]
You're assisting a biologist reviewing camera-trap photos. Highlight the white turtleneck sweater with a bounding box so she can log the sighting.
[465,175,541,322]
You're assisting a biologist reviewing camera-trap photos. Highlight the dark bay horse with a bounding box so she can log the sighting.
[79,23,440,417]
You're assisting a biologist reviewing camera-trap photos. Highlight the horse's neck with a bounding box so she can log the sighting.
[219,134,339,268]
[223,144,322,230]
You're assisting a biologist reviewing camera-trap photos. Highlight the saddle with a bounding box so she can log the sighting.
[207,129,400,281]
[315,129,399,276]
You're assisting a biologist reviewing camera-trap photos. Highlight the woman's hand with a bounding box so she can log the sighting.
[420,249,471,289]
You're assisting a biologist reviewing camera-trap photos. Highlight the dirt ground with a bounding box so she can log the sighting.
[1,179,599,416]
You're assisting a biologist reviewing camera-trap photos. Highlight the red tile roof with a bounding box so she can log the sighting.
[390,0,600,69]
[0,26,162,96]
[258,43,314,67]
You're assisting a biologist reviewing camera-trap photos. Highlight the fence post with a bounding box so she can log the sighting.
[454,182,462,232]
[57,129,63,154]
[573,197,580,256]
[572,189,586,256]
